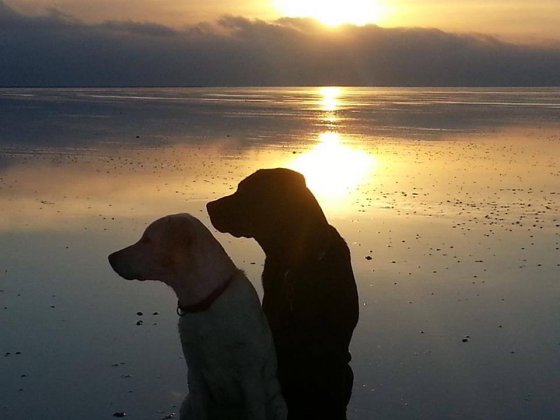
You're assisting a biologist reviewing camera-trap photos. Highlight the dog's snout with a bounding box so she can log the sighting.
[207,199,227,232]
[108,252,118,270]
[108,249,138,280]
[206,199,222,217]
[207,195,250,238]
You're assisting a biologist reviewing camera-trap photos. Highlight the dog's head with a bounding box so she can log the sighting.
[108,213,233,292]
[207,168,329,258]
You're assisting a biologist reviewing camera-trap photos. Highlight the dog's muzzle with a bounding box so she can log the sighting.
[108,251,141,281]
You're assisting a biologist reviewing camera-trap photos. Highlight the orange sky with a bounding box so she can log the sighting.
[6,0,560,43]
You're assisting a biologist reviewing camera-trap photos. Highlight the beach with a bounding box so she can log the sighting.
[1,87,559,419]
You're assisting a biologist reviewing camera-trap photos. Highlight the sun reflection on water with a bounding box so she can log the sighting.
[288,132,378,209]
[319,86,342,112]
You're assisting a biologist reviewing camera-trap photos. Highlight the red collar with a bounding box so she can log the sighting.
[177,274,236,316]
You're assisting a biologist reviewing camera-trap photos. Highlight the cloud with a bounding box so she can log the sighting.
[1,1,560,87]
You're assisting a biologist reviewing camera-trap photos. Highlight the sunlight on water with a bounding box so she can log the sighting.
[292,87,380,210]
[319,86,342,112]
[287,132,378,208]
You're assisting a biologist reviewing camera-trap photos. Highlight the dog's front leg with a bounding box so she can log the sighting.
[181,369,210,420]
[241,372,268,420]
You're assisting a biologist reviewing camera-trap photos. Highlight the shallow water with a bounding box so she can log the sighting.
[1,87,560,419]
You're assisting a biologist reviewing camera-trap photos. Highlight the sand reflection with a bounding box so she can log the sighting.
[2,127,559,233]
[0,146,282,232]
[0,139,374,232]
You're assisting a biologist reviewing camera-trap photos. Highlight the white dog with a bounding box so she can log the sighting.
[108,213,287,420]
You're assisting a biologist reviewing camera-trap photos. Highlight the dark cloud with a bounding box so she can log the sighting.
[1,1,560,87]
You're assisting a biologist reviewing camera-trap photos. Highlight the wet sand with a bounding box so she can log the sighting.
[1,87,559,419]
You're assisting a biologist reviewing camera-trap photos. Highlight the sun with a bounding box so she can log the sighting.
[274,0,388,27]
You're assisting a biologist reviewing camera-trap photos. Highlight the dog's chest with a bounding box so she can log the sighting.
[179,316,241,363]
[177,314,256,403]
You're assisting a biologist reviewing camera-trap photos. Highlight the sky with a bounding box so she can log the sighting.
[1,0,560,86]
[5,0,560,41]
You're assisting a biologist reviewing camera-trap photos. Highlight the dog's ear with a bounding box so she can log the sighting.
[293,186,328,228]
[160,218,194,267]
[159,217,193,252]
[260,168,307,189]
[280,168,306,188]
[173,218,194,249]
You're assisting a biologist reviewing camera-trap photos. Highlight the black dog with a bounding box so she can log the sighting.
[207,168,359,420]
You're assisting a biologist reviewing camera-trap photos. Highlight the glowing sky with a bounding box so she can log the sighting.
[2,0,560,87]
[5,0,560,42]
